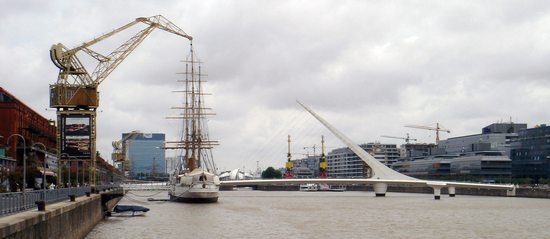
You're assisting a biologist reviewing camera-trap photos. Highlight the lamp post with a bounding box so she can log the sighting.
[68,156,77,195]
[7,134,26,208]
[31,143,47,200]
[76,161,79,187]
[60,153,70,188]
[45,148,59,189]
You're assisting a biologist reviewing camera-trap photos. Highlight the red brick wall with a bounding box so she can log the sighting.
[0,87,57,157]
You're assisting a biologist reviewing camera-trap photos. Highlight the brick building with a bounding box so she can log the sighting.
[0,87,57,189]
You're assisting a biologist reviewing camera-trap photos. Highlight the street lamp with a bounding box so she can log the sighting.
[7,134,26,207]
[45,148,60,188]
[67,156,77,191]
[76,160,79,187]
[60,153,70,187]
[31,143,47,206]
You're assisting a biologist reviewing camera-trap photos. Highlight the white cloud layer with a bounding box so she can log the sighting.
[1,0,549,172]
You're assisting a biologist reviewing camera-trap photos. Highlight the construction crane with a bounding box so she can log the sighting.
[49,15,193,187]
[405,123,451,144]
[380,133,417,144]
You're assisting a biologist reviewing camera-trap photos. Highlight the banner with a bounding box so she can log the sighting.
[61,116,91,159]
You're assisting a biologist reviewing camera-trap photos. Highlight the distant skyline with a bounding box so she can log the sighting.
[2,1,549,172]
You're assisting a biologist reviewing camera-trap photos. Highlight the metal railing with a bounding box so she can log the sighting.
[0,185,121,217]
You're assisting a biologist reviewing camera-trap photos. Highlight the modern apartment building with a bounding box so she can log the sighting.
[326,143,399,178]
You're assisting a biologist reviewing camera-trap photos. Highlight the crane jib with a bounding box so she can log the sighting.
[48,15,194,187]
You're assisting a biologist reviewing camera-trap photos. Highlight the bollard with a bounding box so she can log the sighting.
[69,195,76,202]
[86,192,91,197]
[35,200,46,211]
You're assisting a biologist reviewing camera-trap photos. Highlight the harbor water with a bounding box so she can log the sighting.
[86,190,550,239]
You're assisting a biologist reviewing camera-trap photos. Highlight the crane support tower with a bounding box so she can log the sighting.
[319,135,328,178]
[49,15,193,188]
[284,135,294,179]
[405,123,450,144]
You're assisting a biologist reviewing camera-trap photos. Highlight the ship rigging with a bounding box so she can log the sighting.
[166,45,220,203]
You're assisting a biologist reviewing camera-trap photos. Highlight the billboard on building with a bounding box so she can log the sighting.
[61,116,91,159]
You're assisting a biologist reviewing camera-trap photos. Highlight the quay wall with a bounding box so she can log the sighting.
[0,194,102,239]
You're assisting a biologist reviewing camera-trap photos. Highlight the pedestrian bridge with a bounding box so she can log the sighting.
[121,181,170,191]
[221,101,516,200]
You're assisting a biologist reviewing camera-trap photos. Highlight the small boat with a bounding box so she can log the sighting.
[300,183,318,191]
[300,183,346,192]
[112,205,150,216]
[319,184,346,192]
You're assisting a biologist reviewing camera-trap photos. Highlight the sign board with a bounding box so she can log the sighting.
[60,115,91,159]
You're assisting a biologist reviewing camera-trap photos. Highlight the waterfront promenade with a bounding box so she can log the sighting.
[0,186,122,239]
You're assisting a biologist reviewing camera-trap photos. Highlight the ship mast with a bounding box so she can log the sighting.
[189,44,197,171]
[165,43,218,175]
[184,55,192,171]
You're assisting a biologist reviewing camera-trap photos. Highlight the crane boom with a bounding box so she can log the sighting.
[49,15,193,109]
[112,130,142,162]
[49,15,193,188]
[381,133,417,143]
[405,123,450,144]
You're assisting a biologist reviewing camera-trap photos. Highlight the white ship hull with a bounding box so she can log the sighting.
[169,168,220,203]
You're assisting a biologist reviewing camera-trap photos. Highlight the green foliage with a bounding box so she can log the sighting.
[512,177,534,185]
[261,167,282,179]
[495,177,512,184]
[538,178,549,185]
[8,171,22,192]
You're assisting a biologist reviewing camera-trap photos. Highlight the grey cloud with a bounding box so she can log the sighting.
[2,1,550,171]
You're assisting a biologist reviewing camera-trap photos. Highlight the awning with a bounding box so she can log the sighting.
[39,170,57,176]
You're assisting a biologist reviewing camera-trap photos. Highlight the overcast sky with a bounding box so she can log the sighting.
[2,1,550,173]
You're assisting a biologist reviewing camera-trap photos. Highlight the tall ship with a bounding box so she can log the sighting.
[166,45,220,203]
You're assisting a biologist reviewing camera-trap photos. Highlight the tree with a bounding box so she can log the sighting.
[261,167,282,179]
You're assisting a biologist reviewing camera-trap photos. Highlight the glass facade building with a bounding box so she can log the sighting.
[125,133,165,179]
[510,125,550,180]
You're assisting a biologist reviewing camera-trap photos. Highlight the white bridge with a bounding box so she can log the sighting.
[221,101,516,200]
[121,181,171,191]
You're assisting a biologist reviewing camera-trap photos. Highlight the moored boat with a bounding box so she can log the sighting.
[299,183,318,191]
[111,205,150,216]
[170,168,220,203]
[166,45,220,203]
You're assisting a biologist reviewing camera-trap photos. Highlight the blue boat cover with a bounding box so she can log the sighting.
[113,205,150,213]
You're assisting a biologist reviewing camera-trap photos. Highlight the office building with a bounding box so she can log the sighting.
[510,124,550,181]
[438,122,527,156]
[124,133,165,179]
[291,155,320,178]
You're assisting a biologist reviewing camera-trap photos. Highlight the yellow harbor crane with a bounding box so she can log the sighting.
[49,15,193,187]
[404,123,451,144]
[111,130,143,177]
